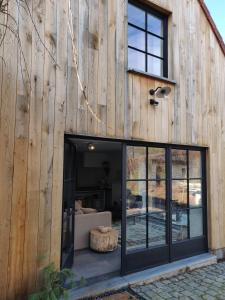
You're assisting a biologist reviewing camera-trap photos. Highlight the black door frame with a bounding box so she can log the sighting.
[63,134,208,275]
[122,142,208,275]
[61,138,76,269]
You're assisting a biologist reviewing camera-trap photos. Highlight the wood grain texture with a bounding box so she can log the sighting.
[0,0,224,299]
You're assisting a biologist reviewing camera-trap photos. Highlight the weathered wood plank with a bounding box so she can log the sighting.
[50,0,68,267]
[87,0,99,135]
[7,1,31,298]
[0,2,18,298]
[23,0,45,293]
[37,0,57,276]
[106,0,116,136]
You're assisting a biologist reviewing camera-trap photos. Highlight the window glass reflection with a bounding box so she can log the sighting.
[147,34,163,57]
[148,148,166,180]
[147,55,163,76]
[128,3,145,29]
[189,151,201,178]
[148,181,166,211]
[147,14,163,36]
[127,181,146,214]
[172,149,187,179]
[172,180,187,209]
[148,212,166,247]
[189,180,202,207]
[128,26,145,51]
[127,146,146,179]
[190,208,203,238]
[172,208,188,242]
[126,214,146,251]
[128,48,145,72]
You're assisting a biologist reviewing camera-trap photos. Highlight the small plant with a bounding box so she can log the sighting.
[28,263,75,300]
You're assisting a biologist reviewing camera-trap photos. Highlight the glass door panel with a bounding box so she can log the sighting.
[126,181,147,251]
[148,180,166,247]
[126,146,147,252]
[123,144,207,274]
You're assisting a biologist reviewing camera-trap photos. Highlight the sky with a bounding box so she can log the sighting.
[204,0,225,42]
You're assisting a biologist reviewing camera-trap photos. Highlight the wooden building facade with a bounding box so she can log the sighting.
[0,0,225,299]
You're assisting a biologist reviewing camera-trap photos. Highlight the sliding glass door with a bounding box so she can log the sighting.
[122,143,207,275]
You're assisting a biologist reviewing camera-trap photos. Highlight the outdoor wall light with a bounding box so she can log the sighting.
[149,86,171,98]
[149,99,159,106]
[149,86,171,106]
[88,143,95,151]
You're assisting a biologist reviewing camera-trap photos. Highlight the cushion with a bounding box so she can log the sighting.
[75,200,82,210]
[81,207,97,214]
[75,209,84,215]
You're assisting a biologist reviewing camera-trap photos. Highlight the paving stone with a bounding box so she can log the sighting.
[129,261,225,300]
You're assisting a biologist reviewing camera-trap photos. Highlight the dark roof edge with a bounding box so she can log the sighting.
[198,0,225,56]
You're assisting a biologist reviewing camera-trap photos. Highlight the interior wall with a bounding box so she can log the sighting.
[0,0,224,299]
[76,151,121,189]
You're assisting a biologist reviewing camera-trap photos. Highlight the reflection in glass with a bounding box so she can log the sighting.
[147,55,163,76]
[128,26,145,51]
[147,34,163,57]
[172,209,188,242]
[148,181,166,211]
[148,148,166,180]
[127,146,146,179]
[189,151,201,178]
[128,4,145,29]
[147,14,163,36]
[148,212,166,247]
[172,180,187,209]
[126,214,146,251]
[189,180,202,207]
[126,181,146,214]
[172,149,187,178]
[128,48,145,72]
[190,208,203,238]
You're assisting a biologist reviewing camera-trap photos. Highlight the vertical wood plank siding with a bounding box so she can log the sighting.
[0,0,224,298]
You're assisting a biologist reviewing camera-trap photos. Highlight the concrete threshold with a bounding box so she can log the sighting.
[70,253,217,300]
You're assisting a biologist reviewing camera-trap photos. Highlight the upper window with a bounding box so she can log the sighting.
[128,1,168,77]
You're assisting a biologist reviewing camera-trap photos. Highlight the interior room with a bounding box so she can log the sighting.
[66,138,122,284]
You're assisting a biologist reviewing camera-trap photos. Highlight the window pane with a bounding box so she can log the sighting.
[127,146,146,179]
[128,48,145,71]
[189,151,202,178]
[148,180,166,247]
[148,181,166,211]
[172,180,187,209]
[126,214,146,251]
[127,181,146,212]
[189,180,202,207]
[190,208,203,238]
[128,26,145,51]
[172,208,188,242]
[148,148,166,180]
[148,212,166,247]
[147,55,163,76]
[172,149,187,179]
[147,34,163,57]
[128,3,145,29]
[147,14,163,36]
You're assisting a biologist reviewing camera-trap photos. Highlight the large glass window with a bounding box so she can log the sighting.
[128,1,168,77]
[126,145,206,253]
[126,146,167,252]
[171,149,204,242]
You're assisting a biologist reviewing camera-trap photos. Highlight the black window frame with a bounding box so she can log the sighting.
[128,0,168,77]
[125,145,207,254]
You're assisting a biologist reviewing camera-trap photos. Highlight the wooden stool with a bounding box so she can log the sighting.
[90,227,118,252]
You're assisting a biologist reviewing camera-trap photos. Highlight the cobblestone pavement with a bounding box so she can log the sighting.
[131,262,225,300]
